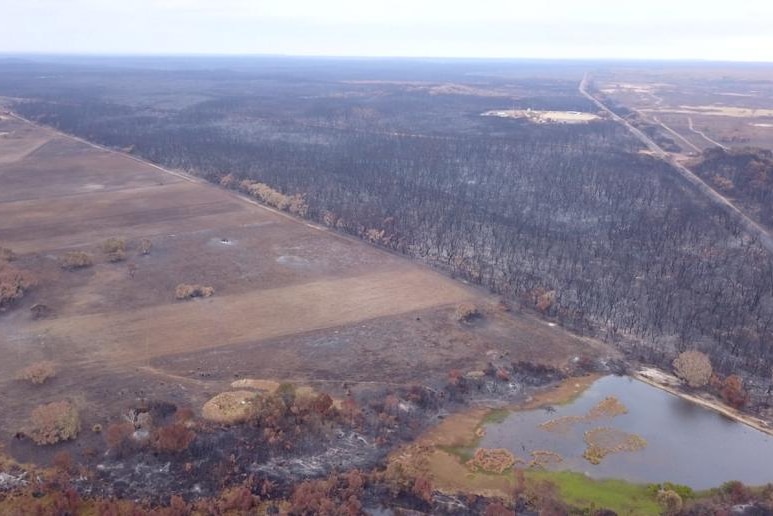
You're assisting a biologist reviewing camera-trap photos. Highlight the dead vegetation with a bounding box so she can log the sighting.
[466,448,516,474]
[137,238,152,255]
[455,302,481,323]
[27,401,80,445]
[539,415,584,433]
[0,247,16,262]
[582,427,647,464]
[60,251,93,270]
[102,237,126,262]
[673,350,713,388]
[0,262,36,309]
[586,396,628,419]
[540,396,628,433]
[151,422,195,453]
[29,303,52,320]
[175,283,215,300]
[228,177,309,217]
[15,361,57,385]
[528,450,563,468]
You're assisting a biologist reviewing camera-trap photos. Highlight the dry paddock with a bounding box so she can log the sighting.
[0,116,611,450]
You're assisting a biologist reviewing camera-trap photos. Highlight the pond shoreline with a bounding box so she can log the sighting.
[633,367,773,438]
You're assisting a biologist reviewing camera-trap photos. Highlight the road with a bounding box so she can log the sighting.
[579,74,773,254]
[688,116,729,150]
[652,115,701,153]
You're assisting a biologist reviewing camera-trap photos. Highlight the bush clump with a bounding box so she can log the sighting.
[152,423,196,453]
[28,400,80,445]
[455,302,481,323]
[0,263,36,309]
[202,391,256,424]
[138,238,153,255]
[466,448,516,474]
[0,247,17,262]
[61,251,93,270]
[16,361,57,385]
[175,283,215,300]
[673,350,713,388]
[102,238,126,262]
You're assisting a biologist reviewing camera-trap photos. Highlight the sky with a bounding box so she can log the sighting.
[2,0,772,61]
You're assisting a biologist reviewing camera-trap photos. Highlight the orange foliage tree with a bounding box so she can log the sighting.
[721,375,748,408]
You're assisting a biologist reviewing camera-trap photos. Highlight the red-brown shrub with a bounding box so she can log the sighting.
[105,421,134,449]
[721,375,749,408]
[16,361,57,384]
[152,423,195,453]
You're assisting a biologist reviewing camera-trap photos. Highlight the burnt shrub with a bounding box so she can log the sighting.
[152,423,195,454]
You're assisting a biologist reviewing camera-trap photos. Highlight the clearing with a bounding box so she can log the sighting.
[482,109,600,123]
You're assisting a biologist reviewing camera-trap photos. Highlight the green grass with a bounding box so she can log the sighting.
[526,470,661,515]
[438,444,476,463]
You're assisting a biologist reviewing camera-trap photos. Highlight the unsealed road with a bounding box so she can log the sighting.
[580,74,773,254]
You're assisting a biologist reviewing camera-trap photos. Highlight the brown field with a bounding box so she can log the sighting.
[0,116,611,461]
[595,66,773,151]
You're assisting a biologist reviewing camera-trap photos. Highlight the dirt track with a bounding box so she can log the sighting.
[581,74,773,254]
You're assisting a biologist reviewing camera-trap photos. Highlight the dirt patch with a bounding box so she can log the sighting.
[482,109,600,123]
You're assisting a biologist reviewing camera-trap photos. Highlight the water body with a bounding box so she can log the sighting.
[479,375,773,489]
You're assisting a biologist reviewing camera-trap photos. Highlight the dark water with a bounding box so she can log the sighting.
[479,375,773,489]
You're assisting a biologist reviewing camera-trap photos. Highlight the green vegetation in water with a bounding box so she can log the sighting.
[482,407,510,425]
[526,470,661,515]
[434,407,510,461]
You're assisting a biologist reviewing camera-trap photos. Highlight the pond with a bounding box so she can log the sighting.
[478,375,773,489]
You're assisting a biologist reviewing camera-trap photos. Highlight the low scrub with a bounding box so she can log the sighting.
[137,238,152,255]
[175,283,215,300]
[60,251,93,270]
[102,238,126,262]
[0,247,17,262]
[455,302,481,323]
[27,401,80,445]
[235,178,309,216]
[466,448,516,474]
[152,423,195,453]
[0,263,36,309]
[16,361,57,385]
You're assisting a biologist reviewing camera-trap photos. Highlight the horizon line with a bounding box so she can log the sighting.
[1,51,772,65]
